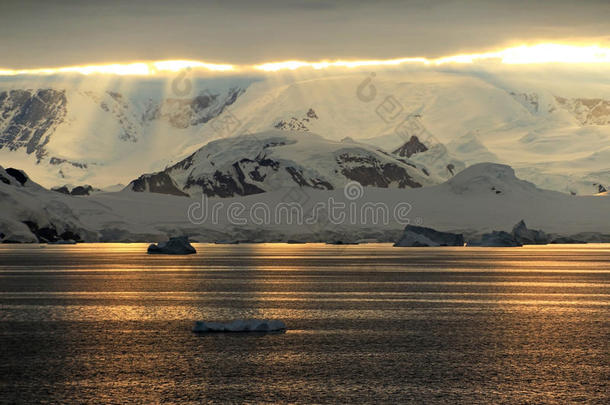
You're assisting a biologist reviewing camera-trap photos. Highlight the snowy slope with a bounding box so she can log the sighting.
[0,166,97,242]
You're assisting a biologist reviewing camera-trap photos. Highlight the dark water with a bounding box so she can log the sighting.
[0,243,608,404]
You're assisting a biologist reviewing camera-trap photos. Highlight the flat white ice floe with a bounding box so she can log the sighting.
[193,319,286,333]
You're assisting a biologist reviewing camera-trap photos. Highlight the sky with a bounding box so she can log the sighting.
[1,0,610,69]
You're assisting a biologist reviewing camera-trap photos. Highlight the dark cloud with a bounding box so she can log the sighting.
[1,0,609,68]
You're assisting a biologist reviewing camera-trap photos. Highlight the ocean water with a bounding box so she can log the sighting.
[0,243,608,404]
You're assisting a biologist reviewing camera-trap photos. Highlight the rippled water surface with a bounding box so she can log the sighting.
[0,243,608,404]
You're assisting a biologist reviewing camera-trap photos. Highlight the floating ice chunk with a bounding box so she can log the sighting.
[193,319,286,333]
[468,231,522,247]
[147,236,196,254]
[394,225,464,247]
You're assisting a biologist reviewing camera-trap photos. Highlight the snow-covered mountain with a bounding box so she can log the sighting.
[1,69,609,194]
[2,163,608,244]
[0,166,95,242]
[126,130,436,197]
[0,82,246,187]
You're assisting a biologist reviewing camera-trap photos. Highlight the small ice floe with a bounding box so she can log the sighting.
[47,240,77,245]
[147,236,196,255]
[193,319,287,333]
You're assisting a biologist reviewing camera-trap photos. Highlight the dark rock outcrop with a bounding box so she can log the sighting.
[274,108,319,132]
[52,186,70,195]
[555,96,610,125]
[5,168,29,185]
[337,153,422,188]
[143,88,244,129]
[70,185,94,196]
[147,236,196,255]
[52,184,95,196]
[129,172,189,197]
[392,136,429,158]
[394,225,464,247]
[22,221,83,243]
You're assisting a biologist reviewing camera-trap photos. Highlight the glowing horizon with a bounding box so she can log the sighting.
[2,43,610,76]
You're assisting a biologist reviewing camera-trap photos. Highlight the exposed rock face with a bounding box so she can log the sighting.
[52,186,70,195]
[510,92,540,113]
[147,236,196,255]
[405,142,466,181]
[4,168,29,185]
[392,136,429,158]
[0,89,68,160]
[83,90,139,142]
[337,153,422,188]
[129,172,189,197]
[22,221,83,243]
[144,87,244,129]
[274,108,319,131]
[468,231,522,247]
[446,164,455,176]
[78,88,245,144]
[394,225,464,247]
[512,220,549,245]
[555,96,610,125]
[49,157,87,169]
[0,86,244,174]
[52,184,95,196]
[284,166,333,190]
[70,185,94,196]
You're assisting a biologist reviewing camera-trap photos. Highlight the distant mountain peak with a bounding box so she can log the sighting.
[392,135,429,158]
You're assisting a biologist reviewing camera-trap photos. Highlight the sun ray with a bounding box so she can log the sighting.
[2,43,610,76]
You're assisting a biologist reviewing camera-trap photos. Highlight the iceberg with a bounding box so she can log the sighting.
[192,319,287,333]
[468,231,522,247]
[147,236,196,255]
[511,220,549,245]
[394,225,464,247]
